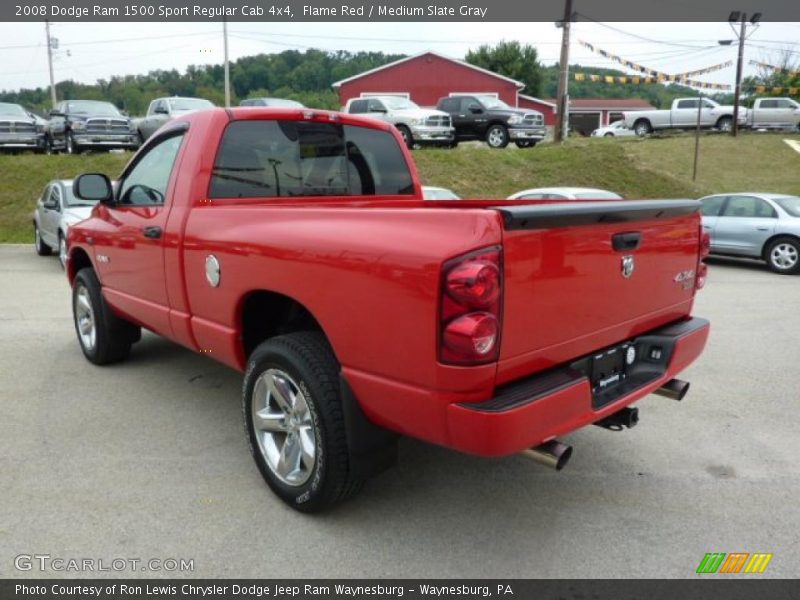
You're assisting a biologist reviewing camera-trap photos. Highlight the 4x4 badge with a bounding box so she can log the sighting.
[621,255,635,278]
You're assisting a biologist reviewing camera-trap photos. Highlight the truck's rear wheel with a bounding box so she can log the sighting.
[243,332,364,512]
[716,116,733,133]
[486,124,509,148]
[633,120,652,136]
[72,268,140,365]
[765,237,800,275]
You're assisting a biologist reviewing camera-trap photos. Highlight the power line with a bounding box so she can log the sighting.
[576,14,713,49]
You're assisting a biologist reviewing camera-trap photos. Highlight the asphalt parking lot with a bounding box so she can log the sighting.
[1,244,798,579]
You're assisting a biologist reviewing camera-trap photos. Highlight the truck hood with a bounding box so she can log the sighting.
[391,108,450,119]
[63,207,94,223]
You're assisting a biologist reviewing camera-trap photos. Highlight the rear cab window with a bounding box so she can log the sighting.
[209,119,415,198]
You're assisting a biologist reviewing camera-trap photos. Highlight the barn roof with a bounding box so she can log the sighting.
[519,95,557,108]
[331,51,526,90]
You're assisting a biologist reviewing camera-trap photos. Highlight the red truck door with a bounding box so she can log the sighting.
[93,128,187,338]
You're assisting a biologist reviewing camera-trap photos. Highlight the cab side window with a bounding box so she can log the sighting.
[721,196,777,219]
[118,133,185,206]
[700,196,726,217]
[349,99,368,114]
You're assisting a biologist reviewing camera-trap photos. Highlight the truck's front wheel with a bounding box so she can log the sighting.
[716,116,733,133]
[486,124,509,148]
[243,332,363,512]
[72,268,140,365]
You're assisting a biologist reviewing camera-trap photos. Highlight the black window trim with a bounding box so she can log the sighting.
[207,118,416,200]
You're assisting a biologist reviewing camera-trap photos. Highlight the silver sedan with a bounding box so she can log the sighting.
[33,180,97,268]
[699,193,800,274]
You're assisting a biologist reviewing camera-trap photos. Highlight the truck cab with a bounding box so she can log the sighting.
[748,97,800,130]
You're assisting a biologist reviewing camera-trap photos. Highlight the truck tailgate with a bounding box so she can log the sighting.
[492,200,702,385]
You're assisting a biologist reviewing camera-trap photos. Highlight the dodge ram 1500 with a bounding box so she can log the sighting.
[67,106,710,512]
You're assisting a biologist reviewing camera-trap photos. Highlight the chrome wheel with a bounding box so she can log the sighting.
[74,284,96,352]
[718,118,733,133]
[487,126,507,148]
[770,243,799,271]
[58,234,67,269]
[634,121,650,136]
[251,369,315,487]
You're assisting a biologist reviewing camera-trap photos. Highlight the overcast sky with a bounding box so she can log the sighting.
[1,21,798,93]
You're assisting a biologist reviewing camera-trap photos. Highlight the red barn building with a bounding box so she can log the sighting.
[332,51,655,136]
[332,51,526,109]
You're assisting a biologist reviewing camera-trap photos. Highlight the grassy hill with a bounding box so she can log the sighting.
[2,132,798,243]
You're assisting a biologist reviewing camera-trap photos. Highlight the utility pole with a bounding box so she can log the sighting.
[45,20,57,109]
[692,94,703,181]
[727,11,761,137]
[223,18,231,108]
[732,15,746,136]
[554,0,574,143]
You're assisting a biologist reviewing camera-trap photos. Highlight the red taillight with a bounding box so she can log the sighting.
[446,260,500,308]
[700,230,711,259]
[439,247,502,365]
[443,312,499,358]
[697,226,710,291]
[696,262,708,289]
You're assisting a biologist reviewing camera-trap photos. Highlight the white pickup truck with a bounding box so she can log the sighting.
[624,97,746,136]
[747,97,800,130]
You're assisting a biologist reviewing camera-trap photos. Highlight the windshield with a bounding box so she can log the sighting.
[0,103,28,117]
[574,191,624,200]
[611,121,627,129]
[478,96,511,110]
[66,101,122,116]
[423,187,460,200]
[62,184,97,207]
[380,97,419,110]
[168,98,214,112]
[774,196,800,217]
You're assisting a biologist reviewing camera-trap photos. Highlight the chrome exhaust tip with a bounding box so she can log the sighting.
[653,378,690,401]
[521,440,573,471]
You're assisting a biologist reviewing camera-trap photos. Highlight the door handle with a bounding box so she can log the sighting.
[142,226,162,239]
[702,225,713,229]
[612,231,642,252]
[756,227,769,231]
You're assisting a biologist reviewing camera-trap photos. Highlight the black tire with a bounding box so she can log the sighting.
[65,131,79,155]
[137,131,145,146]
[243,332,363,512]
[764,237,800,275]
[486,124,509,148]
[514,140,537,148]
[447,139,459,149]
[633,119,652,137]
[72,268,140,365]
[716,116,733,133]
[58,232,67,270]
[396,125,413,149]
[34,223,51,256]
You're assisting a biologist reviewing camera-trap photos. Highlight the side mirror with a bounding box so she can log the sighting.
[469,107,483,115]
[74,173,113,203]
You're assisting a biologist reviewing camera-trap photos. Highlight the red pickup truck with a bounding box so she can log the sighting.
[67,107,710,512]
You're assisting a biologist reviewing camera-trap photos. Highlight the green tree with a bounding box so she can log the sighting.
[465,41,543,96]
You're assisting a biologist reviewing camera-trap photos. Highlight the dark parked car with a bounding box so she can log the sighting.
[436,95,546,149]
[240,97,305,108]
[0,102,47,153]
[49,100,139,154]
